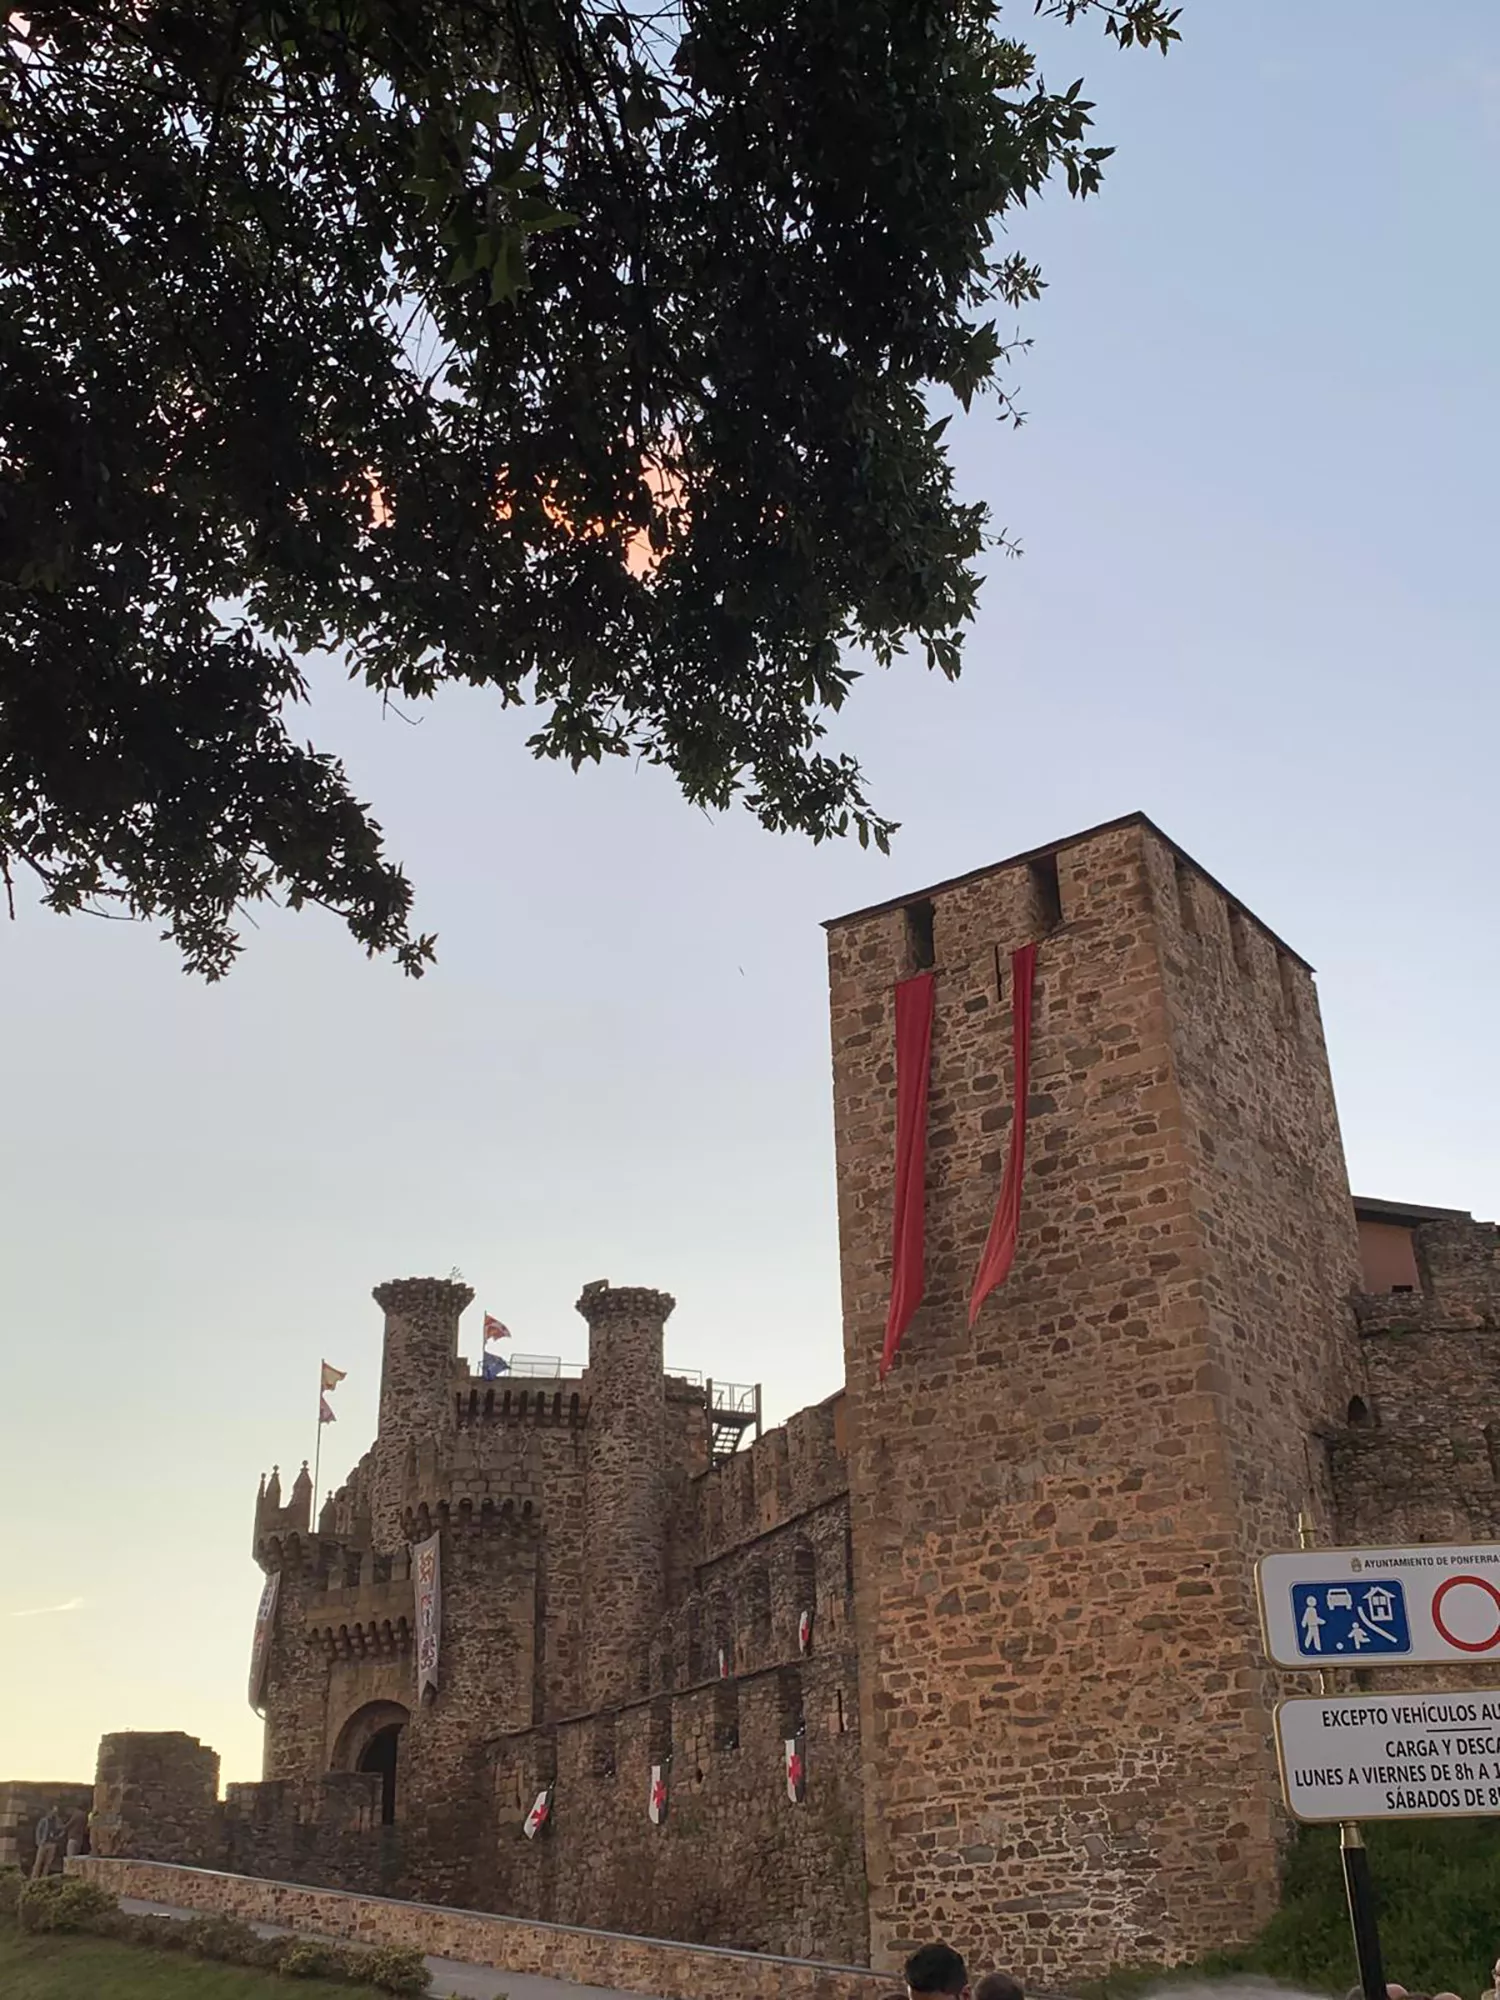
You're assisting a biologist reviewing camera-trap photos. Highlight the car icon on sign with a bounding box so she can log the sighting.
[1326,1588,1354,1610]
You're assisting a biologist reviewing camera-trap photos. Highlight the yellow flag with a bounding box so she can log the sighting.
[320,1361,346,1391]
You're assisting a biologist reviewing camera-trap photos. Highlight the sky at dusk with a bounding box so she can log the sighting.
[2,1,1497,1787]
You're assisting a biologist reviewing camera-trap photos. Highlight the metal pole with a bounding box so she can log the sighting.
[312,1369,324,1528]
[1297,1510,1385,2000]
[1341,1822,1387,2000]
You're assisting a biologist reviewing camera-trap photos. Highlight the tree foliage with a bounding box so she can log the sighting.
[0,0,1180,975]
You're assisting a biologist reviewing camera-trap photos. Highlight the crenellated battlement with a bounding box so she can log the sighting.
[401,1492,543,1545]
[252,1462,313,1553]
[693,1393,846,1563]
[455,1376,589,1430]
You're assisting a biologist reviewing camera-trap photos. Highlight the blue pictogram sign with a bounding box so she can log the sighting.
[1289,1578,1411,1657]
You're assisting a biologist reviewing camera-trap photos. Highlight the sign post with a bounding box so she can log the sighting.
[1293,1514,1386,2000]
[1255,1526,1500,1999]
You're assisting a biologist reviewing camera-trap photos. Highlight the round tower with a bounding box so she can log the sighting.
[371,1276,473,1550]
[578,1280,673,1709]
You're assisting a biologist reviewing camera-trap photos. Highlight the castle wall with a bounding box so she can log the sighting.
[1149,837,1365,1560]
[91,1732,221,1866]
[1333,1213,1500,1547]
[0,1781,93,1873]
[486,1650,865,1961]
[826,815,1354,1979]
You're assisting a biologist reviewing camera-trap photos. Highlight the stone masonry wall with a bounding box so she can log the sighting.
[73,1856,895,2000]
[580,1284,673,1710]
[1149,832,1366,1561]
[91,1733,221,1866]
[487,1649,866,1961]
[825,814,1353,1980]
[0,1781,93,1872]
[1334,1213,1500,1548]
[371,1279,473,1551]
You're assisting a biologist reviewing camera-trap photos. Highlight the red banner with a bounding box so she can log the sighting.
[879,972,936,1381]
[968,943,1038,1325]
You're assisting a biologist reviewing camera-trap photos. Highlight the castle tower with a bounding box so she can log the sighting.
[371,1277,473,1550]
[827,815,1364,1975]
[578,1281,673,1708]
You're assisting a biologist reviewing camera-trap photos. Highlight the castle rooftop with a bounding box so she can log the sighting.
[821,808,1313,969]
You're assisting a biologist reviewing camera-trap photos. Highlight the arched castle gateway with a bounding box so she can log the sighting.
[81,814,1500,1978]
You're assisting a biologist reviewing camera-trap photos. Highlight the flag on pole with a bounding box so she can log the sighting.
[481,1353,510,1380]
[321,1361,346,1391]
[522,1786,553,1839]
[483,1315,511,1343]
[318,1395,336,1424]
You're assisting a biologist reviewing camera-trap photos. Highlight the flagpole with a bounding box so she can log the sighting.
[312,1365,324,1529]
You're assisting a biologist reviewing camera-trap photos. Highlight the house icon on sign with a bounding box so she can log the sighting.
[1363,1585,1397,1624]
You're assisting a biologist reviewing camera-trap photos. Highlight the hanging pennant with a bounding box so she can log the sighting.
[968,943,1039,1325]
[522,1786,554,1839]
[717,1646,729,1680]
[784,1734,807,1805]
[247,1571,280,1714]
[648,1763,668,1826]
[413,1532,441,1701]
[797,1607,814,1657]
[879,973,936,1380]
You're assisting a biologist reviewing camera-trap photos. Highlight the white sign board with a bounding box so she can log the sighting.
[1276,1693,1500,1822]
[1258,1544,1500,1667]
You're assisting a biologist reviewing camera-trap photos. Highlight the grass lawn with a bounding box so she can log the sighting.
[0,1917,390,1999]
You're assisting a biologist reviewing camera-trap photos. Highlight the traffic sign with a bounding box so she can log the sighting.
[1258,1544,1500,1667]
[1276,1692,1500,1822]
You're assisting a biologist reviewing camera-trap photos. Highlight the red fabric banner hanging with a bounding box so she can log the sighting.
[968,943,1039,1326]
[879,972,936,1381]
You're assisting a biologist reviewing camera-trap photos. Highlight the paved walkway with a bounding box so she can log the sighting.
[120,1897,664,2000]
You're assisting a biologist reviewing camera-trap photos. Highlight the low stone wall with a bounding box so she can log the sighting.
[72,1857,895,2000]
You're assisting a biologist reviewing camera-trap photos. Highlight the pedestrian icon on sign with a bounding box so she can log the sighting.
[1289,1579,1411,1657]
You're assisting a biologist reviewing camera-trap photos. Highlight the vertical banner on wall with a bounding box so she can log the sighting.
[879,971,936,1381]
[523,1786,554,1839]
[413,1532,441,1702]
[797,1607,814,1656]
[648,1764,668,1826]
[968,942,1039,1326]
[247,1571,280,1714]
[784,1733,807,1805]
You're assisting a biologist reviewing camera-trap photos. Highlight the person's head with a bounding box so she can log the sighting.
[975,1976,1023,2000]
[905,1943,969,1999]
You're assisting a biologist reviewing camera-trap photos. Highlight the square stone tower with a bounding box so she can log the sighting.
[827,815,1365,1977]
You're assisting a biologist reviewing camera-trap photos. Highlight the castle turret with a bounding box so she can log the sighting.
[371,1276,473,1550]
[578,1280,673,1708]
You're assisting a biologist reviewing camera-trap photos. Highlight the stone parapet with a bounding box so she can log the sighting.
[70,1857,893,2000]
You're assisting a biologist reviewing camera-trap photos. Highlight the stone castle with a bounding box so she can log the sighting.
[61,814,1500,1983]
